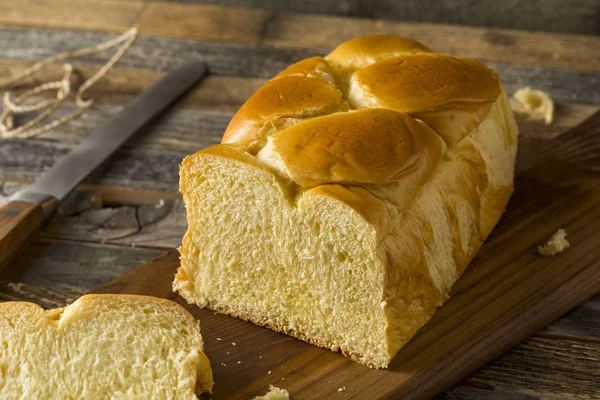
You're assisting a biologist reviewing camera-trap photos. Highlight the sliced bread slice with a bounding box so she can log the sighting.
[0,294,213,399]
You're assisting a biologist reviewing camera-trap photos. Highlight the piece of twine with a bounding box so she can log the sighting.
[0,27,138,139]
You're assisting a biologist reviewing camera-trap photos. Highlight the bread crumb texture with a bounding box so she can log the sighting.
[176,35,519,368]
[253,385,290,400]
[0,294,213,399]
[538,229,570,256]
[513,86,554,125]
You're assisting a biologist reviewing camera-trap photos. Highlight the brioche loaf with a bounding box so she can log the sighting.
[0,294,213,398]
[175,35,518,368]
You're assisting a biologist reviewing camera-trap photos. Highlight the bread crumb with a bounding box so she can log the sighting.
[226,352,230,355]
[338,387,346,392]
[216,338,223,341]
[232,342,237,346]
[155,198,165,208]
[6,283,25,293]
[513,87,554,125]
[538,229,569,256]
[221,363,226,367]
[268,371,272,375]
[237,361,242,364]
[259,355,263,359]
[252,385,290,400]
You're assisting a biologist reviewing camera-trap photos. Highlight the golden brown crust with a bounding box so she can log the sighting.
[304,184,391,234]
[0,294,194,317]
[349,53,500,144]
[221,75,348,153]
[222,35,501,185]
[197,143,263,168]
[274,56,337,85]
[266,108,445,187]
[325,35,431,77]
[180,144,273,193]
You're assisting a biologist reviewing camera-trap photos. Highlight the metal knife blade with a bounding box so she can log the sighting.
[9,60,208,210]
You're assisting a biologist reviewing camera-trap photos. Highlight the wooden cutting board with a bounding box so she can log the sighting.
[95,112,600,400]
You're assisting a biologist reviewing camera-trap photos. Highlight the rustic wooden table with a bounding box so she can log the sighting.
[0,1,599,398]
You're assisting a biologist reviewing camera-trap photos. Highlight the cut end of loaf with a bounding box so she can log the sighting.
[176,149,392,367]
[0,294,213,398]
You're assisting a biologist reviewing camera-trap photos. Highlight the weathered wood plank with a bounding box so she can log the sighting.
[1,3,599,72]
[469,337,600,398]
[437,384,576,400]
[436,388,544,399]
[0,100,228,151]
[0,239,163,290]
[139,3,600,70]
[0,281,85,309]
[538,297,600,342]
[151,0,600,36]
[0,59,262,113]
[0,27,315,79]
[43,196,187,248]
[139,3,600,72]
[0,138,187,192]
[1,0,143,32]
[1,28,598,104]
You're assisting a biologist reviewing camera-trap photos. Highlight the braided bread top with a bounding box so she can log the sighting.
[222,36,500,190]
[215,35,505,231]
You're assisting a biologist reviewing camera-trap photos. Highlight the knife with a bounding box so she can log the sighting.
[0,60,208,270]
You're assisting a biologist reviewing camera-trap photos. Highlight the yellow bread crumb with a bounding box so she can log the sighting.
[513,87,554,125]
[538,229,569,256]
[253,385,290,400]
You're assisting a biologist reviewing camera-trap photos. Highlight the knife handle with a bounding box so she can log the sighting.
[0,201,45,271]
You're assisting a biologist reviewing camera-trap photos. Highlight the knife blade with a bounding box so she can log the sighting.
[0,60,208,270]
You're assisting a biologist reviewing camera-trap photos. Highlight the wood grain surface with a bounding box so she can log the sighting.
[2,1,600,71]
[1,1,599,398]
[154,0,600,36]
